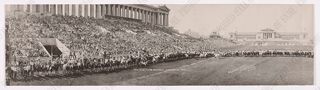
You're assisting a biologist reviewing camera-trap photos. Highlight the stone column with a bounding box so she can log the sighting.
[22,5,27,12]
[126,6,129,18]
[121,6,126,17]
[146,11,149,23]
[29,5,34,13]
[137,9,140,19]
[38,5,43,13]
[164,13,167,26]
[112,4,117,16]
[71,5,75,16]
[41,5,45,13]
[151,12,154,25]
[55,5,59,15]
[160,13,163,25]
[85,5,89,17]
[137,9,140,20]
[45,5,49,13]
[132,8,135,19]
[96,4,101,18]
[74,5,78,16]
[55,4,59,15]
[163,14,166,26]
[140,9,144,20]
[36,5,40,13]
[127,7,130,18]
[118,5,121,17]
[90,5,95,18]
[78,5,82,17]
[119,5,122,17]
[39,5,45,13]
[117,5,120,16]
[48,5,52,13]
[110,4,113,16]
[111,4,114,16]
[130,7,134,18]
[122,6,125,17]
[154,12,157,24]
[82,5,86,17]
[92,4,97,18]
[66,5,70,16]
[47,5,51,13]
[71,5,74,16]
[117,5,120,17]
[154,13,157,25]
[62,5,65,15]
[141,10,144,22]
[135,8,138,19]
[60,5,64,15]
[68,5,71,16]
[65,5,70,16]
[149,12,152,24]
[101,5,106,17]
[107,4,111,15]
[114,5,117,16]
[147,11,149,23]
[16,5,21,12]
[149,12,152,23]
[28,4,35,13]
[49,5,56,14]
[87,5,91,17]
[141,10,145,22]
[30,5,36,13]
[146,11,150,23]
[272,32,275,38]
[53,5,57,14]
[162,13,164,25]
[166,14,169,26]
[126,7,129,18]
[144,10,147,22]
[157,13,161,25]
[26,5,30,12]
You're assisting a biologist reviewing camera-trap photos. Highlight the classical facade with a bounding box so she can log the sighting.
[5,4,170,26]
[229,28,308,41]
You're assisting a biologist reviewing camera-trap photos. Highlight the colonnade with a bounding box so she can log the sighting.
[6,4,170,26]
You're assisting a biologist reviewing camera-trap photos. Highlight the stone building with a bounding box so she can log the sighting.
[229,28,308,41]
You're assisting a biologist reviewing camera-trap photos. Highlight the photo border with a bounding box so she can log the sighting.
[0,0,318,90]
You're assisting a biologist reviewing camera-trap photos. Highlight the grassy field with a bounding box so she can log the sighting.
[9,57,313,85]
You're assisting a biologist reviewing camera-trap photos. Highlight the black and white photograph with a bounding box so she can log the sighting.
[3,2,315,86]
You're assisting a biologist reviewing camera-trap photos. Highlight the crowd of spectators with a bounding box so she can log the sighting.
[6,13,234,58]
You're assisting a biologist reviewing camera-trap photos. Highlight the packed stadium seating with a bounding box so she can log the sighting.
[6,13,236,58]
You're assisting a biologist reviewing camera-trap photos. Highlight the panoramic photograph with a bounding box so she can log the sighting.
[4,4,313,85]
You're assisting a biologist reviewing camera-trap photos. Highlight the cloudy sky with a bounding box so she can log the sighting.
[166,4,313,37]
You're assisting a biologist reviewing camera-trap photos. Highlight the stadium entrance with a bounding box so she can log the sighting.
[39,38,70,58]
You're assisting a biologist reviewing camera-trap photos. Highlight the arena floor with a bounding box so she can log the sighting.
[9,57,313,85]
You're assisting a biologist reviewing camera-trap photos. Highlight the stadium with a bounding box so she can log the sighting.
[5,4,313,85]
